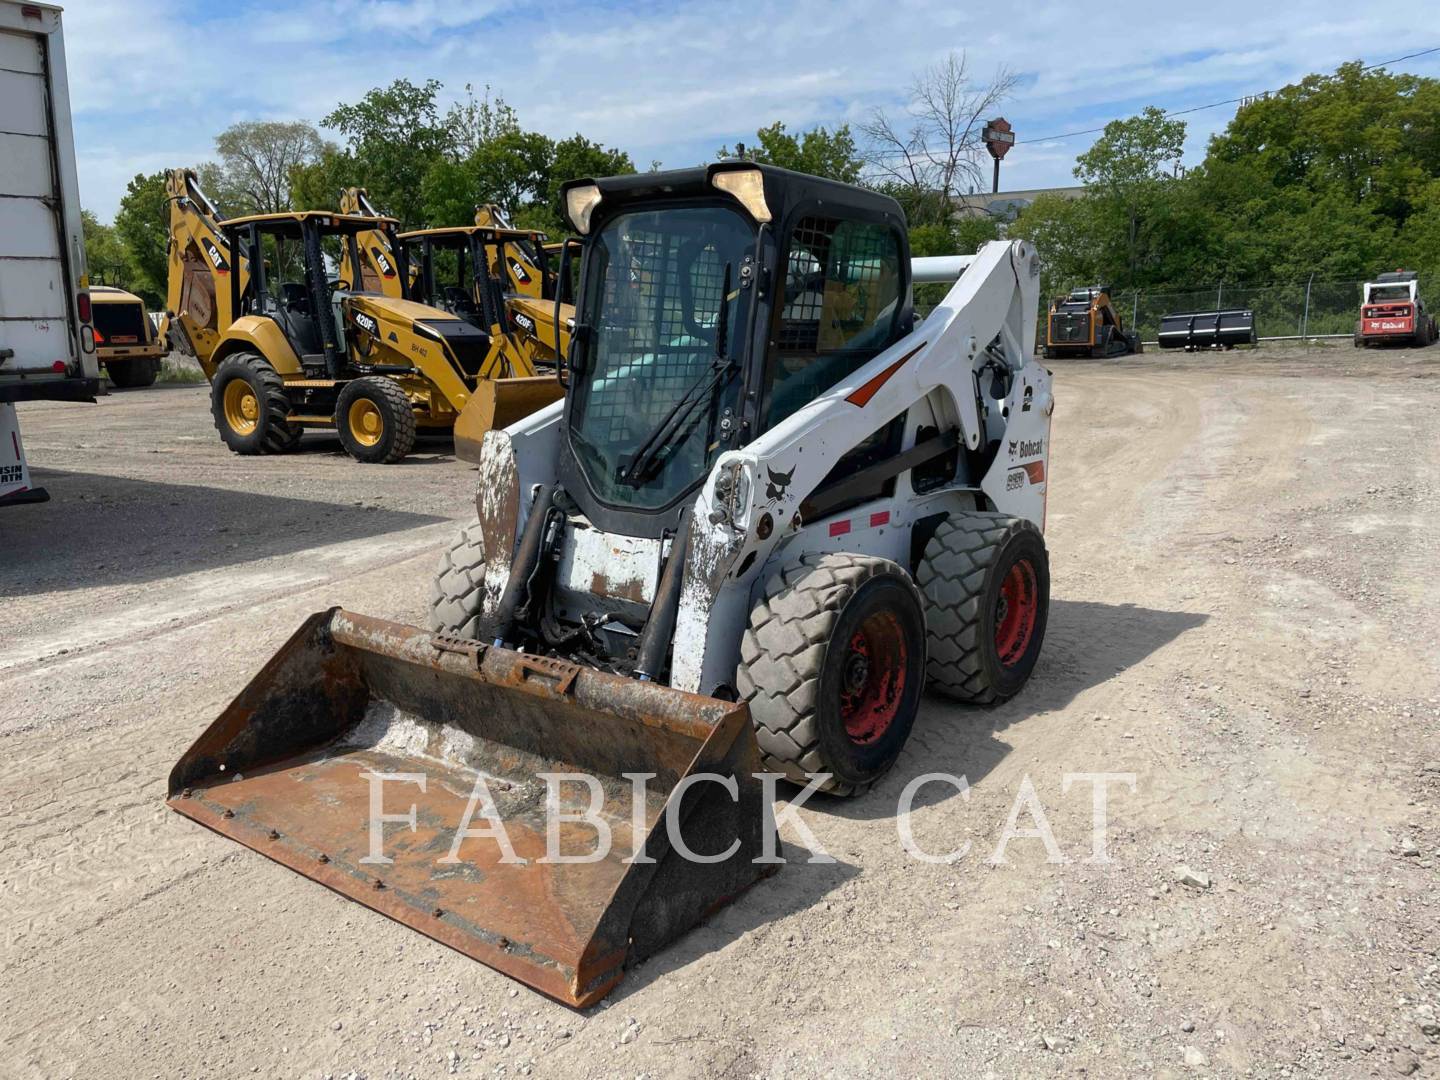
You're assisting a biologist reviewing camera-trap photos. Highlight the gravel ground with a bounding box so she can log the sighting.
[2,344,1438,1079]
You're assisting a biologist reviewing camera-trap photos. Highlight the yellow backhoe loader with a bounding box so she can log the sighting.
[167,163,1056,1007]
[332,189,572,458]
[162,169,558,463]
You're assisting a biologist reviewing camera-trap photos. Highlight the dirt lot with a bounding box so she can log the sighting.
[2,345,1438,1080]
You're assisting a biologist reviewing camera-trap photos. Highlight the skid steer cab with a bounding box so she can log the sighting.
[167,163,1054,1007]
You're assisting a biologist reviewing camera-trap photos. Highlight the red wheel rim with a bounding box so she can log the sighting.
[994,558,1038,666]
[839,610,908,745]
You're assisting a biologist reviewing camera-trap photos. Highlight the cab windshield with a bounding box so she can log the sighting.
[568,206,754,510]
[1367,284,1411,303]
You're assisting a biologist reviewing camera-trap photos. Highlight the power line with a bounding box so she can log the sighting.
[1015,44,1440,146]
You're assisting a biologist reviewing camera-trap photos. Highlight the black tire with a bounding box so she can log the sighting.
[336,377,417,464]
[106,357,159,389]
[210,352,299,455]
[737,554,927,796]
[917,511,1050,704]
[429,518,490,640]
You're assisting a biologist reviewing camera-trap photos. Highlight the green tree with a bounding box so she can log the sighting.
[1008,194,1111,302]
[1192,62,1440,283]
[1073,106,1188,285]
[209,119,324,215]
[445,83,521,157]
[113,171,169,296]
[287,145,357,212]
[419,128,551,228]
[545,134,634,226]
[321,79,454,227]
[718,121,863,184]
[81,210,132,286]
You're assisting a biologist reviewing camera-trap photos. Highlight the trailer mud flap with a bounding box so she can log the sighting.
[454,376,564,463]
[167,609,774,1007]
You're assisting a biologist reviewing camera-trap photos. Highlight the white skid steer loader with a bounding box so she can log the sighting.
[168,164,1053,1007]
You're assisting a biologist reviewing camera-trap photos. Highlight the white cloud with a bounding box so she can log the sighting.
[56,0,1440,218]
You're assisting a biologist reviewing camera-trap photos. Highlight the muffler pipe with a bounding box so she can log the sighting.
[633,511,691,682]
[491,484,554,645]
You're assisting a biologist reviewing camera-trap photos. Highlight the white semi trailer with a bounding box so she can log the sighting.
[0,0,95,506]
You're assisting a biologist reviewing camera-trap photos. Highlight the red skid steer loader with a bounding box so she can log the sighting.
[168,164,1055,1006]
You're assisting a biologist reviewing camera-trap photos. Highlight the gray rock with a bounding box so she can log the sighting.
[1174,865,1212,889]
[1183,1046,1208,1067]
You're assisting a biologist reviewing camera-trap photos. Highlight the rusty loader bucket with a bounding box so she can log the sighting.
[454,377,565,463]
[167,610,773,1007]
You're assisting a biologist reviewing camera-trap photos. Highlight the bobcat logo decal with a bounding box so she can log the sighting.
[765,465,795,503]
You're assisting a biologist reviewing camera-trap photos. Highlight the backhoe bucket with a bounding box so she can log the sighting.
[455,376,564,463]
[167,609,774,1007]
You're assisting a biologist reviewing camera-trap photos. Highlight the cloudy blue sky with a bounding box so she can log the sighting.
[59,0,1440,221]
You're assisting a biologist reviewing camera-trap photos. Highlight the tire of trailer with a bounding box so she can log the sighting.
[429,517,491,640]
[737,553,927,797]
[917,511,1050,705]
[107,357,159,389]
[336,377,417,464]
[211,352,300,455]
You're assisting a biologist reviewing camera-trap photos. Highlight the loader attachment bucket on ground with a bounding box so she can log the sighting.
[167,610,773,1007]
[454,376,564,463]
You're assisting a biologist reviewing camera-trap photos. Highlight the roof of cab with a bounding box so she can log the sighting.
[560,162,907,235]
[398,225,546,242]
[90,285,145,303]
[222,211,398,230]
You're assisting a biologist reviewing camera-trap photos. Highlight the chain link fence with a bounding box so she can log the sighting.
[928,274,1433,346]
[1108,279,1379,343]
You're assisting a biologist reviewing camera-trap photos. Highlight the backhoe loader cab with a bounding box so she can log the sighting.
[168,163,1056,1007]
[401,225,553,318]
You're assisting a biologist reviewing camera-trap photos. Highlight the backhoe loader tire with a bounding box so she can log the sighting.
[429,518,490,640]
[918,512,1049,705]
[336,377,416,464]
[211,352,300,455]
[738,553,926,797]
[106,358,159,389]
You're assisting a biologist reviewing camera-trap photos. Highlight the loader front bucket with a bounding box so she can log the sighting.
[454,376,564,463]
[166,610,773,1007]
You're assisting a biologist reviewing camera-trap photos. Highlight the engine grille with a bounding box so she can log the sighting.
[1050,312,1090,344]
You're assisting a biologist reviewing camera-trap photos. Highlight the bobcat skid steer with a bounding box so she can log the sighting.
[167,164,1054,1007]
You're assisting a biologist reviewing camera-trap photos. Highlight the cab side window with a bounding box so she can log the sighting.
[763,216,902,429]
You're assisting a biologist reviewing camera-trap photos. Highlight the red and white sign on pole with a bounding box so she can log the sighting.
[982,118,1015,193]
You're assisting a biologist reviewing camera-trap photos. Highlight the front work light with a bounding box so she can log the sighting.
[711,168,771,224]
[565,184,602,235]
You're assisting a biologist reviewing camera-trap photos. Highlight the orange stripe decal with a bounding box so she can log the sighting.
[845,343,926,407]
[1021,461,1045,484]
